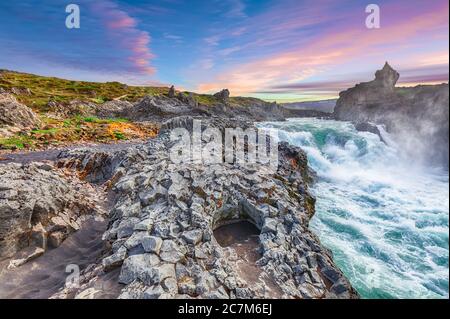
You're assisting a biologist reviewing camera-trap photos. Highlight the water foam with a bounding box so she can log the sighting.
[258,118,449,299]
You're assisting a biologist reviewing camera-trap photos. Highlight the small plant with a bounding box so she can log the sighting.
[113,131,126,140]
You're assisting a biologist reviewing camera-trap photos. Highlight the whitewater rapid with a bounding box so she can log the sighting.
[258,118,449,299]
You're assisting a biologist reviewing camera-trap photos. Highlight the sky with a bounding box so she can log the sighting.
[0,0,448,102]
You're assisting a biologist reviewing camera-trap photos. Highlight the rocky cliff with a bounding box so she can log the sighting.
[334,63,449,168]
[48,116,358,299]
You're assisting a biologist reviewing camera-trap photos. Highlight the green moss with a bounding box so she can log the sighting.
[0,136,31,150]
[76,116,129,124]
[113,131,126,140]
[31,128,59,135]
[194,94,219,106]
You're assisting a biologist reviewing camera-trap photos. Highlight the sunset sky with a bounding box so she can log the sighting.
[0,0,448,102]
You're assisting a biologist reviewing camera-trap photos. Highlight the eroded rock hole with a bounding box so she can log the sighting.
[213,220,260,249]
[212,210,283,297]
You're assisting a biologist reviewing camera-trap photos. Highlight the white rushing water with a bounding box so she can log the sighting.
[258,118,449,299]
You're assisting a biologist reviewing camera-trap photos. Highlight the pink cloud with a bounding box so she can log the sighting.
[90,0,155,75]
[197,1,449,96]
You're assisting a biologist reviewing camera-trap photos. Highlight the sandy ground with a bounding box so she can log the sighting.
[0,218,122,299]
[0,140,145,165]
[213,220,283,298]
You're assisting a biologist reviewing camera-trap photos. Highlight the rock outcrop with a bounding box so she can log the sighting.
[0,93,41,129]
[168,86,176,98]
[334,63,449,168]
[53,117,358,299]
[213,89,230,103]
[0,163,104,261]
[95,100,134,119]
[48,99,98,118]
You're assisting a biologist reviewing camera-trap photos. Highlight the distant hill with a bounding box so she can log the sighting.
[281,99,337,113]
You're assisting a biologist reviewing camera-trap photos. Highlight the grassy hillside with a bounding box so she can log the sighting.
[0,70,264,111]
[0,70,170,112]
[0,70,165,150]
[0,70,269,151]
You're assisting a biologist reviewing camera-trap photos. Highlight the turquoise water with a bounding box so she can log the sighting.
[258,118,449,299]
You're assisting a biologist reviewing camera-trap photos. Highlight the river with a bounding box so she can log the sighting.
[258,118,449,299]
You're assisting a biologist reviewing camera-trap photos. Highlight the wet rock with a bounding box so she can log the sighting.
[354,122,385,143]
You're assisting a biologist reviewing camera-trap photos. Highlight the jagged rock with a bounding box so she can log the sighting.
[95,100,133,118]
[374,62,399,90]
[168,86,176,98]
[334,63,449,168]
[48,99,97,117]
[160,240,186,263]
[182,230,203,245]
[102,246,127,271]
[0,93,41,129]
[177,92,198,108]
[118,253,161,285]
[143,285,164,299]
[354,122,385,143]
[0,163,102,260]
[66,118,358,299]
[214,89,230,102]
[141,236,163,254]
[11,87,32,96]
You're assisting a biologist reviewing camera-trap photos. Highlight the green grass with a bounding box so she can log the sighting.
[0,69,270,113]
[113,131,126,140]
[0,136,31,150]
[193,94,219,106]
[31,128,59,134]
[0,70,170,111]
[76,116,129,124]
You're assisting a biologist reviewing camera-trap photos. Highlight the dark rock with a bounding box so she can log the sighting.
[354,122,385,143]
[168,86,176,98]
[213,89,230,102]
[334,63,449,168]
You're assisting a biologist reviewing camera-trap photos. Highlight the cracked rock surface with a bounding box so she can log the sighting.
[54,117,358,299]
[0,163,105,261]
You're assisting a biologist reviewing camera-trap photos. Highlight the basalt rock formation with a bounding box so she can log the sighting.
[334,63,449,168]
[94,91,284,122]
[51,117,358,299]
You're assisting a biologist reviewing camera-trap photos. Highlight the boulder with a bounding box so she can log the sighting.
[213,89,230,102]
[0,93,41,129]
